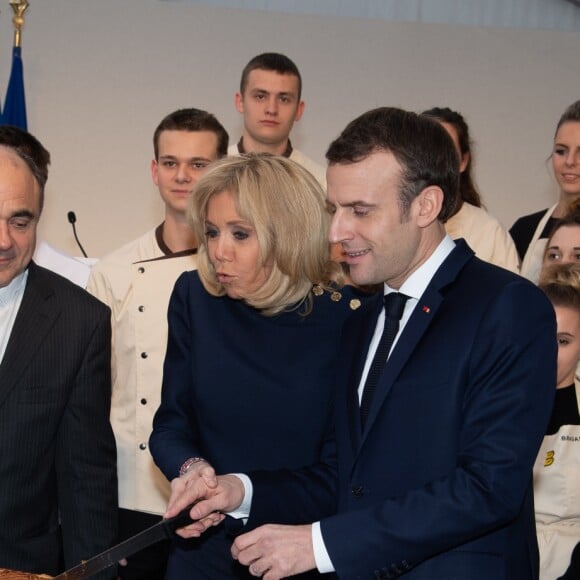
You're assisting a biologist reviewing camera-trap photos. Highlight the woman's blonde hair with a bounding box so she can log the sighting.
[190,153,338,315]
[539,262,580,312]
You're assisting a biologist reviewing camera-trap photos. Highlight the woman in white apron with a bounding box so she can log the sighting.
[511,100,580,283]
[535,263,580,579]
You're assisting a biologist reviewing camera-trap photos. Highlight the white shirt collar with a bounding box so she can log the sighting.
[0,268,28,307]
[384,234,455,301]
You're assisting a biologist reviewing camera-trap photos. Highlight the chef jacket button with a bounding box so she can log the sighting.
[140,398,147,405]
[138,267,145,274]
[139,443,147,450]
[138,305,145,312]
[141,352,148,359]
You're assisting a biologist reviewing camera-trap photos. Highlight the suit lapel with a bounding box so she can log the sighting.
[360,240,475,443]
[0,263,59,409]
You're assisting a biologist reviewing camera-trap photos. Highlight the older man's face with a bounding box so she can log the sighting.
[0,147,40,288]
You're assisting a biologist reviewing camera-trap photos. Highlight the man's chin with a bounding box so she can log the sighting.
[349,266,373,287]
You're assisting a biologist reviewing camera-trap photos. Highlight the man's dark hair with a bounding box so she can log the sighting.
[0,125,51,212]
[153,108,229,160]
[240,53,302,100]
[326,107,459,222]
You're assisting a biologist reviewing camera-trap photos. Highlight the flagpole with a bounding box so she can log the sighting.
[1,0,29,129]
[9,0,29,48]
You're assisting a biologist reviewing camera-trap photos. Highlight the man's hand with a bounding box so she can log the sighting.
[232,524,316,579]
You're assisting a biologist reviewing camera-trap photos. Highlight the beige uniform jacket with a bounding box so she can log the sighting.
[227,142,326,189]
[87,227,197,514]
[445,202,520,273]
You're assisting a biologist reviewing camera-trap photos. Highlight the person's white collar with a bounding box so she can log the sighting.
[384,235,455,300]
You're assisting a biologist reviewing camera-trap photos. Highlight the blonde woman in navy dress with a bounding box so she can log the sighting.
[150,154,369,579]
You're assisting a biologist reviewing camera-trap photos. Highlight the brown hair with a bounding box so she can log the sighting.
[240,53,302,100]
[543,198,580,263]
[539,262,580,312]
[422,107,483,210]
[555,100,580,135]
[153,108,228,160]
[0,126,51,212]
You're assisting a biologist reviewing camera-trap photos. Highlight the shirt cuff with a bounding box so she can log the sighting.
[312,521,335,573]
[225,473,253,520]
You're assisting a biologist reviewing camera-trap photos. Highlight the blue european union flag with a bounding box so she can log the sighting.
[1,46,27,130]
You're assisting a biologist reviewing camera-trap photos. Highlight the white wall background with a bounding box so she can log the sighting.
[0,0,578,257]
[165,0,580,31]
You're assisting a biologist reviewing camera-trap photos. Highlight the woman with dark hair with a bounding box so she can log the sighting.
[510,100,580,282]
[422,107,519,271]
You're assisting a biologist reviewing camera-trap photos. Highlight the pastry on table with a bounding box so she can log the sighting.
[0,570,52,579]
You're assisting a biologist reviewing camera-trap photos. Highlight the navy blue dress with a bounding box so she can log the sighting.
[150,271,369,579]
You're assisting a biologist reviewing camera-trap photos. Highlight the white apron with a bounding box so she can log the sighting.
[519,204,558,283]
[534,382,580,580]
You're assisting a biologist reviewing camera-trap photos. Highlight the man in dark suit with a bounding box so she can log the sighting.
[0,126,117,577]
[165,108,557,579]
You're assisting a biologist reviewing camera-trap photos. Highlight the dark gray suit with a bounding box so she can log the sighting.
[0,262,118,576]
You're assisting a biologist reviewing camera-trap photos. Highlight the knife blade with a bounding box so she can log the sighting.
[52,505,196,579]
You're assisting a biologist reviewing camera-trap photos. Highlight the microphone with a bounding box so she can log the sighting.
[67,211,88,258]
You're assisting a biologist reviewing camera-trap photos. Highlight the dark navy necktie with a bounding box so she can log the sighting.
[360,292,409,429]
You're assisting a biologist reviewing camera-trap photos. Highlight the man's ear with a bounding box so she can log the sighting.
[416,186,443,228]
[234,92,244,114]
[151,159,159,187]
[294,100,305,122]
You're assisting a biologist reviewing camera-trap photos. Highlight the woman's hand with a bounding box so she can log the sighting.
[164,459,224,537]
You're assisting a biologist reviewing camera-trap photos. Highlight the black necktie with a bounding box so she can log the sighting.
[360,292,409,429]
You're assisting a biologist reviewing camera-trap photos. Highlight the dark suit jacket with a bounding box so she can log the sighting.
[250,241,557,579]
[0,262,118,577]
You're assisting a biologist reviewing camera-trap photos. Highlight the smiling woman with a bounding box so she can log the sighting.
[149,153,372,579]
[510,100,580,282]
